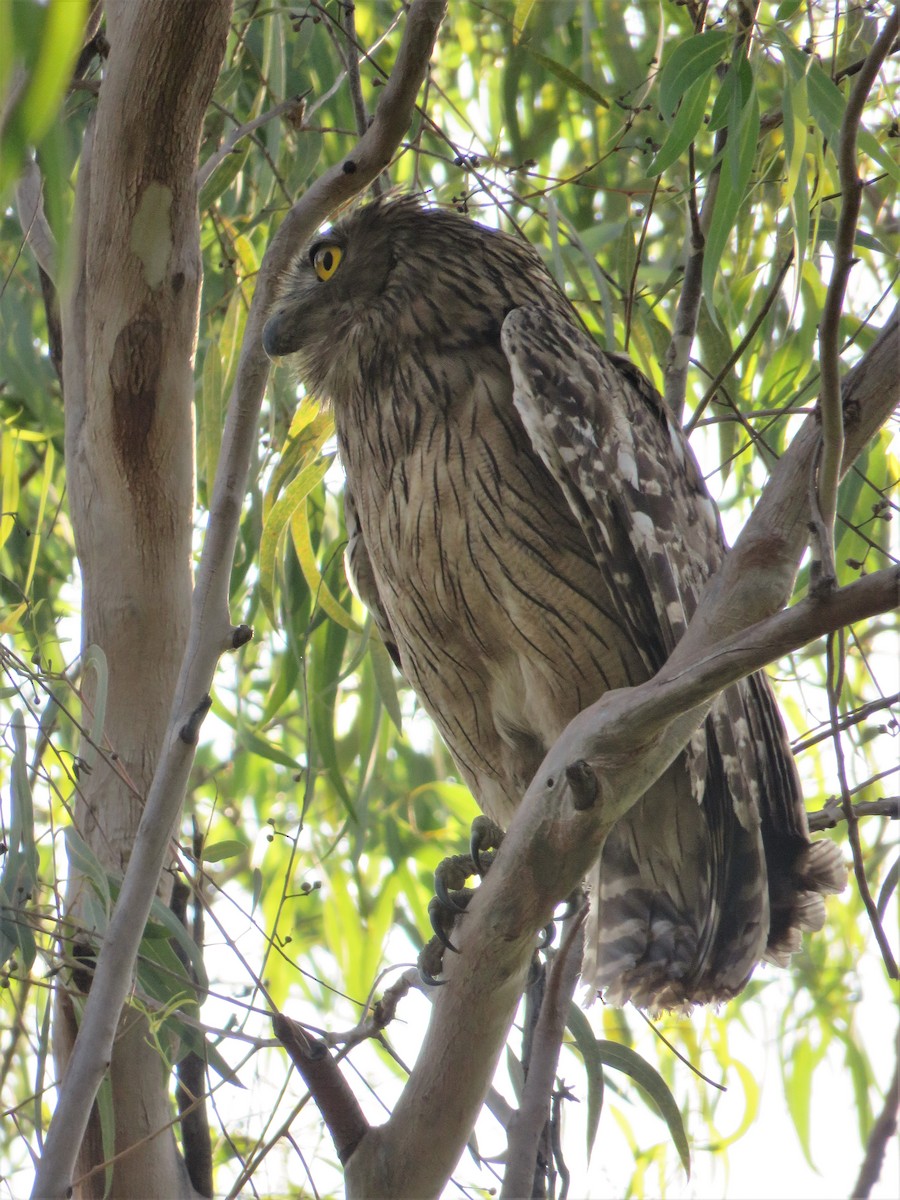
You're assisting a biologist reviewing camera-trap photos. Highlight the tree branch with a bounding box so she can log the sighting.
[14,157,57,282]
[273,1014,369,1165]
[851,1027,900,1199]
[500,908,586,1200]
[793,692,900,753]
[808,796,899,832]
[814,6,900,593]
[29,4,447,1197]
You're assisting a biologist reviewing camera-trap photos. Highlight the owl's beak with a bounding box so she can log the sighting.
[262,309,298,359]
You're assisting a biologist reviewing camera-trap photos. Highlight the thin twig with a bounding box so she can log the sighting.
[197,97,307,190]
[850,1029,900,1199]
[808,796,899,832]
[685,251,794,434]
[793,691,900,753]
[813,6,900,595]
[341,0,384,199]
[623,176,660,350]
[826,632,898,978]
[500,905,587,1200]
[663,1,759,417]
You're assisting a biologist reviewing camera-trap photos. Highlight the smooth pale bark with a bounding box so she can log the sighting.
[53,3,231,1198]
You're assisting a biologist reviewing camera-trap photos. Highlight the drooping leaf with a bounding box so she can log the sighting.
[595,1038,691,1177]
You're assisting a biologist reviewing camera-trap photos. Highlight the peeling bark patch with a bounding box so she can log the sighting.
[110,316,162,473]
[130,182,173,289]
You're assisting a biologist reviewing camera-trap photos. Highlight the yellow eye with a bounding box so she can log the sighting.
[312,244,343,281]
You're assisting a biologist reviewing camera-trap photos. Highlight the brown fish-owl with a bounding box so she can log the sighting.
[263,197,843,1010]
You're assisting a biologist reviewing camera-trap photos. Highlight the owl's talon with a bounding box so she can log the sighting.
[434,853,478,913]
[421,817,508,980]
[417,935,450,986]
[526,953,545,989]
[470,815,505,875]
[557,886,587,923]
[428,891,474,953]
[537,921,556,951]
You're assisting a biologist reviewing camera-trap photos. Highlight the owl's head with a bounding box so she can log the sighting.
[262,197,562,401]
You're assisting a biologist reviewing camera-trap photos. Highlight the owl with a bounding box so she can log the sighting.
[263,197,843,1010]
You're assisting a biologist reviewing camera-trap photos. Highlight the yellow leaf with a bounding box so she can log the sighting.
[290,504,360,633]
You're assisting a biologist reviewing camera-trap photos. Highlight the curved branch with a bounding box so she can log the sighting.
[14,157,57,281]
[809,796,899,832]
[500,909,586,1200]
[814,6,900,591]
[851,1029,900,1199]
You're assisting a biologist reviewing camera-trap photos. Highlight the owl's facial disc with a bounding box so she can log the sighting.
[262,226,375,362]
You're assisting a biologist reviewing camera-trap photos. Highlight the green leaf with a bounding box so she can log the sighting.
[703,71,760,309]
[512,0,538,42]
[649,70,713,175]
[522,48,609,110]
[783,1035,824,1168]
[811,218,887,253]
[138,931,199,1010]
[658,30,730,119]
[144,893,210,996]
[201,839,249,863]
[198,345,224,495]
[367,629,403,732]
[779,39,900,185]
[16,0,88,139]
[234,721,303,771]
[0,715,40,969]
[782,71,809,205]
[290,501,361,633]
[309,613,353,814]
[0,0,87,190]
[595,1039,691,1177]
[64,827,111,915]
[567,1003,605,1156]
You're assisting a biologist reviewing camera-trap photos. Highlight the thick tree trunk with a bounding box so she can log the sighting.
[57,3,231,1195]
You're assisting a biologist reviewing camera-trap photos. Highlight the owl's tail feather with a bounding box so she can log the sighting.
[764,838,846,966]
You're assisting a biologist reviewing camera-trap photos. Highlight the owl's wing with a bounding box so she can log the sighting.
[502,305,723,669]
[501,306,842,1006]
[344,482,402,669]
